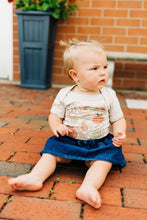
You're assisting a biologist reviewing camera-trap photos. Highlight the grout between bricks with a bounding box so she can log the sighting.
[0,195,12,213]
[25,137,32,144]
[8,152,17,162]
[79,204,85,220]
[137,138,141,145]
[120,188,125,207]
[48,179,59,200]
[141,154,147,164]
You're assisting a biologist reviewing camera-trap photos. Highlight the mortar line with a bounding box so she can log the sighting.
[137,138,141,145]
[79,204,85,220]
[0,195,12,213]
[120,188,125,207]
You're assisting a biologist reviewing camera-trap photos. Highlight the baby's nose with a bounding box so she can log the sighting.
[98,69,106,75]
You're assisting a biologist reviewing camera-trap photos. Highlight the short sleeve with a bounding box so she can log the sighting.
[109,90,123,123]
[50,89,66,119]
[50,86,74,119]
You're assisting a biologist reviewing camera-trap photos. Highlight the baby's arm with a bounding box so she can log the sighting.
[49,113,72,137]
[112,117,127,147]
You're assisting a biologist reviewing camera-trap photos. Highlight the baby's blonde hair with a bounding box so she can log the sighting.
[59,39,104,76]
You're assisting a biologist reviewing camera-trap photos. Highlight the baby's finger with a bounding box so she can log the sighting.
[54,130,59,137]
[112,139,122,147]
[113,141,121,147]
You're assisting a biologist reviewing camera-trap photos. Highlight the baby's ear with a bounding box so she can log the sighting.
[68,69,79,82]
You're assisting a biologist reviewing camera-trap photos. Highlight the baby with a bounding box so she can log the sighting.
[8,39,126,209]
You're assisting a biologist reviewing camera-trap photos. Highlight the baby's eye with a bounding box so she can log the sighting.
[92,67,98,70]
[104,65,108,69]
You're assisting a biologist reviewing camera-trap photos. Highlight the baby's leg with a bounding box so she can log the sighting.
[8,154,57,191]
[76,160,112,209]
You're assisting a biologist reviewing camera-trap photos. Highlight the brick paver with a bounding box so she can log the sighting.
[0,84,147,219]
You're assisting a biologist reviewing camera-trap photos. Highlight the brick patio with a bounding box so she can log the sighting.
[0,84,147,219]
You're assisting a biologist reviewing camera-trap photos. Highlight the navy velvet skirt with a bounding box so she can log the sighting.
[40,133,126,168]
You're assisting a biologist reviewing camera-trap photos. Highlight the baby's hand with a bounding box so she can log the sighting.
[112,131,126,147]
[53,124,72,137]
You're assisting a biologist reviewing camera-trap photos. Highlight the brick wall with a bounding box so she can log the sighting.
[113,60,147,91]
[13,0,147,90]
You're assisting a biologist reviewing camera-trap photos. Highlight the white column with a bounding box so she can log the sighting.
[107,60,115,88]
[0,0,13,80]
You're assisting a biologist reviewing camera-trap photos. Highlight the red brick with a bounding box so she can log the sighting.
[0,134,29,144]
[90,35,113,43]
[0,142,43,154]
[121,163,147,175]
[123,188,147,209]
[9,152,41,164]
[78,9,102,17]
[130,10,147,18]
[115,36,138,44]
[0,128,17,135]
[77,0,90,7]
[91,18,114,26]
[0,176,15,195]
[113,79,122,88]
[140,139,147,146]
[77,27,101,35]
[0,196,81,220]
[123,79,146,90]
[118,1,142,9]
[15,129,52,138]
[0,150,14,161]
[53,182,80,203]
[92,0,116,8]
[104,9,128,17]
[127,46,147,54]
[27,136,48,146]
[128,28,147,37]
[124,153,144,163]
[142,20,147,27]
[123,144,147,154]
[100,187,122,207]
[105,173,147,190]
[104,45,125,52]
[133,120,147,134]
[65,17,89,25]
[57,25,76,34]
[145,1,147,9]
[116,19,140,27]
[1,118,30,130]
[124,61,147,71]
[22,120,48,131]
[83,204,147,220]
[125,138,138,145]
[127,132,147,139]
[103,27,126,35]
[114,70,135,78]
[49,167,86,184]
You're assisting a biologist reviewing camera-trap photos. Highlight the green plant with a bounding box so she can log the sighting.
[49,189,55,195]
[4,197,12,204]
[9,0,82,21]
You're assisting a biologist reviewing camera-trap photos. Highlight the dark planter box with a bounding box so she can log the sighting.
[15,11,57,89]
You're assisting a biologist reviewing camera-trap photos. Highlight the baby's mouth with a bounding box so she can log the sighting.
[99,79,105,83]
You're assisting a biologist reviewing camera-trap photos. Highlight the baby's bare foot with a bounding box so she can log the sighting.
[8,174,43,191]
[76,186,101,209]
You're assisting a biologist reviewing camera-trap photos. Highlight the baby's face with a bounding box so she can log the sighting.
[73,47,109,93]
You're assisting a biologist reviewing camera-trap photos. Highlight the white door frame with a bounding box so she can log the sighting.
[0,0,13,80]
